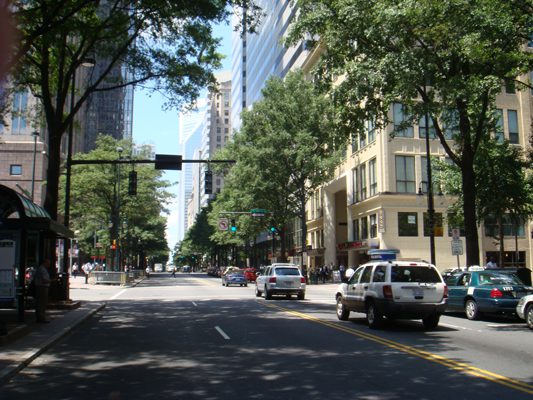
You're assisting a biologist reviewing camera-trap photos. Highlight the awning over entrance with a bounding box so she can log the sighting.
[0,185,73,238]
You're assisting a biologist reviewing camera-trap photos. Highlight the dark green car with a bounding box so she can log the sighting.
[445,270,533,320]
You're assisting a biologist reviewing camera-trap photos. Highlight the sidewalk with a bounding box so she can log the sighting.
[0,276,113,385]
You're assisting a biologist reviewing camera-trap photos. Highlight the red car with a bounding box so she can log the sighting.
[243,268,257,282]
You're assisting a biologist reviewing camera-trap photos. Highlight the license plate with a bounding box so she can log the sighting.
[413,288,424,298]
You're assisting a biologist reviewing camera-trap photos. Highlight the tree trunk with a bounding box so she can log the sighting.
[43,130,62,221]
[300,187,307,265]
[461,156,480,267]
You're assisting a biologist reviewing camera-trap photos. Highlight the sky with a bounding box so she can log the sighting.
[131,22,232,254]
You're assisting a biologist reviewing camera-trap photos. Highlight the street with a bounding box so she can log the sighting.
[1,273,532,399]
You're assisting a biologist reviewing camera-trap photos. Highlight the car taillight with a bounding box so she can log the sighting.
[269,277,277,283]
[300,277,306,283]
[383,285,393,299]
[490,288,503,298]
[443,285,448,298]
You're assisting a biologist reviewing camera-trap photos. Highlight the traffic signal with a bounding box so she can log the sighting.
[230,219,237,232]
[205,170,213,194]
[270,226,277,233]
[111,239,117,250]
[128,170,137,195]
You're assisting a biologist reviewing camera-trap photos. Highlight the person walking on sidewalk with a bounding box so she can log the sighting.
[34,259,51,323]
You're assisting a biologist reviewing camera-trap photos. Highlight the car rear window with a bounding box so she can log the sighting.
[391,266,441,283]
[478,273,522,285]
[275,268,300,276]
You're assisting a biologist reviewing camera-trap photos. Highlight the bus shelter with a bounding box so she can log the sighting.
[0,185,73,322]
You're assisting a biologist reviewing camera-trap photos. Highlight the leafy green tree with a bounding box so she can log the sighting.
[7,0,261,221]
[287,0,533,266]
[66,135,171,268]
[436,139,533,265]
[212,71,344,261]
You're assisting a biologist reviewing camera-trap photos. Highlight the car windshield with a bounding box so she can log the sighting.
[275,268,300,276]
[391,266,441,283]
[229,272,244,277]
[478,273,522,285]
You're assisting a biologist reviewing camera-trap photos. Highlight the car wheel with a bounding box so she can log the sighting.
[255,284,261,297]
[297,291,305,300]
[222,282,225,286]
[265,286,272,300]
[244,283,248,287]
[526,304,533,330]
[422,314,440,330]
[366,301,383,329]
[336,296,350,321]
[465,299,480,320]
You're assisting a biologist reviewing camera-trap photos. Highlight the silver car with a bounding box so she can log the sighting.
[255,263,306,300]
[516,294,533,329]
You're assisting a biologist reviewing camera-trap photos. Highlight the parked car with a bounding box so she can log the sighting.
[445,270,533,320]
[243,268,257,282]
[335,261,448,330]
[222,270,248,287]
[516,294,533,329]
[255,263,306,300]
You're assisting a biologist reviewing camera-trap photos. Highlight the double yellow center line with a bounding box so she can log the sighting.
[265,303,533,395]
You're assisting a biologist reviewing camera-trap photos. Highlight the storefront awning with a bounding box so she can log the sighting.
[0,185,73,238]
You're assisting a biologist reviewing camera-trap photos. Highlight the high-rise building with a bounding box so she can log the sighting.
[0,86,48,205]
[177,99,208,242]
[231,0,308,131]
[82,63,134,152]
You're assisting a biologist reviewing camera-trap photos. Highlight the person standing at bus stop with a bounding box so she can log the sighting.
[34,259,51,323]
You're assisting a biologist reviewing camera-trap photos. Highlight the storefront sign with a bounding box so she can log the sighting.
[378,209,386,233]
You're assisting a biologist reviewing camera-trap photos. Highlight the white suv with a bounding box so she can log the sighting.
[335,261,448,329]
[255,263,306,300]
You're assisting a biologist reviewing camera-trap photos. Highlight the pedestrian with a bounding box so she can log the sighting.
[82,262,92,284]
[171,266,176,278]
[339,264,346,281]
[72,262,78,278]
[34,259,51,323]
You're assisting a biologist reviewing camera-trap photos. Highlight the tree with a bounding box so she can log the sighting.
[7,0,261,221]
[212,71,344,262]
[67,136,171,269]
[287,0,533,266]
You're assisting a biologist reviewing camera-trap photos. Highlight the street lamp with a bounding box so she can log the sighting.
[31,131,39,201]
[421,112,435,265]
[115,146,123,271]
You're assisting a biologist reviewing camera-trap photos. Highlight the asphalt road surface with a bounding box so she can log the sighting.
[1,272,532,399]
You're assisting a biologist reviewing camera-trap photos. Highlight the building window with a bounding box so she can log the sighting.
[353,219,360,241]
[216,127,221,133]
[369,158,377,196]
[419,114,436,139]
[484,214,525,237]
[224,110,229,116]
[11,91,28,135]
[393,103,413,137]
[224,127,229,133]
[370,214,378,238]
[361,217,369,239]
[507,110,519,144]
[360,164,367,201]
[367,118,376,143]
[442,109,459,140]
[10,164,22,175]
[398,212,418,236]
[352,168,359,203]
[505,80,516,94]
[493,109,504,142]
[351,132,358,153]
[423,212,444,237]
[395,156,415,193]
[224,118,229,124]
[421,157,440,194]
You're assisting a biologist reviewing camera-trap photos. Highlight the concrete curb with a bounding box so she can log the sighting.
[0,302,106,385]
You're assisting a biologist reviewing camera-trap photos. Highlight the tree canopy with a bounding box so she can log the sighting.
[66,135,171,268]
[211,71,345,260]
[6,0,261,221]
[287,0,533,265]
